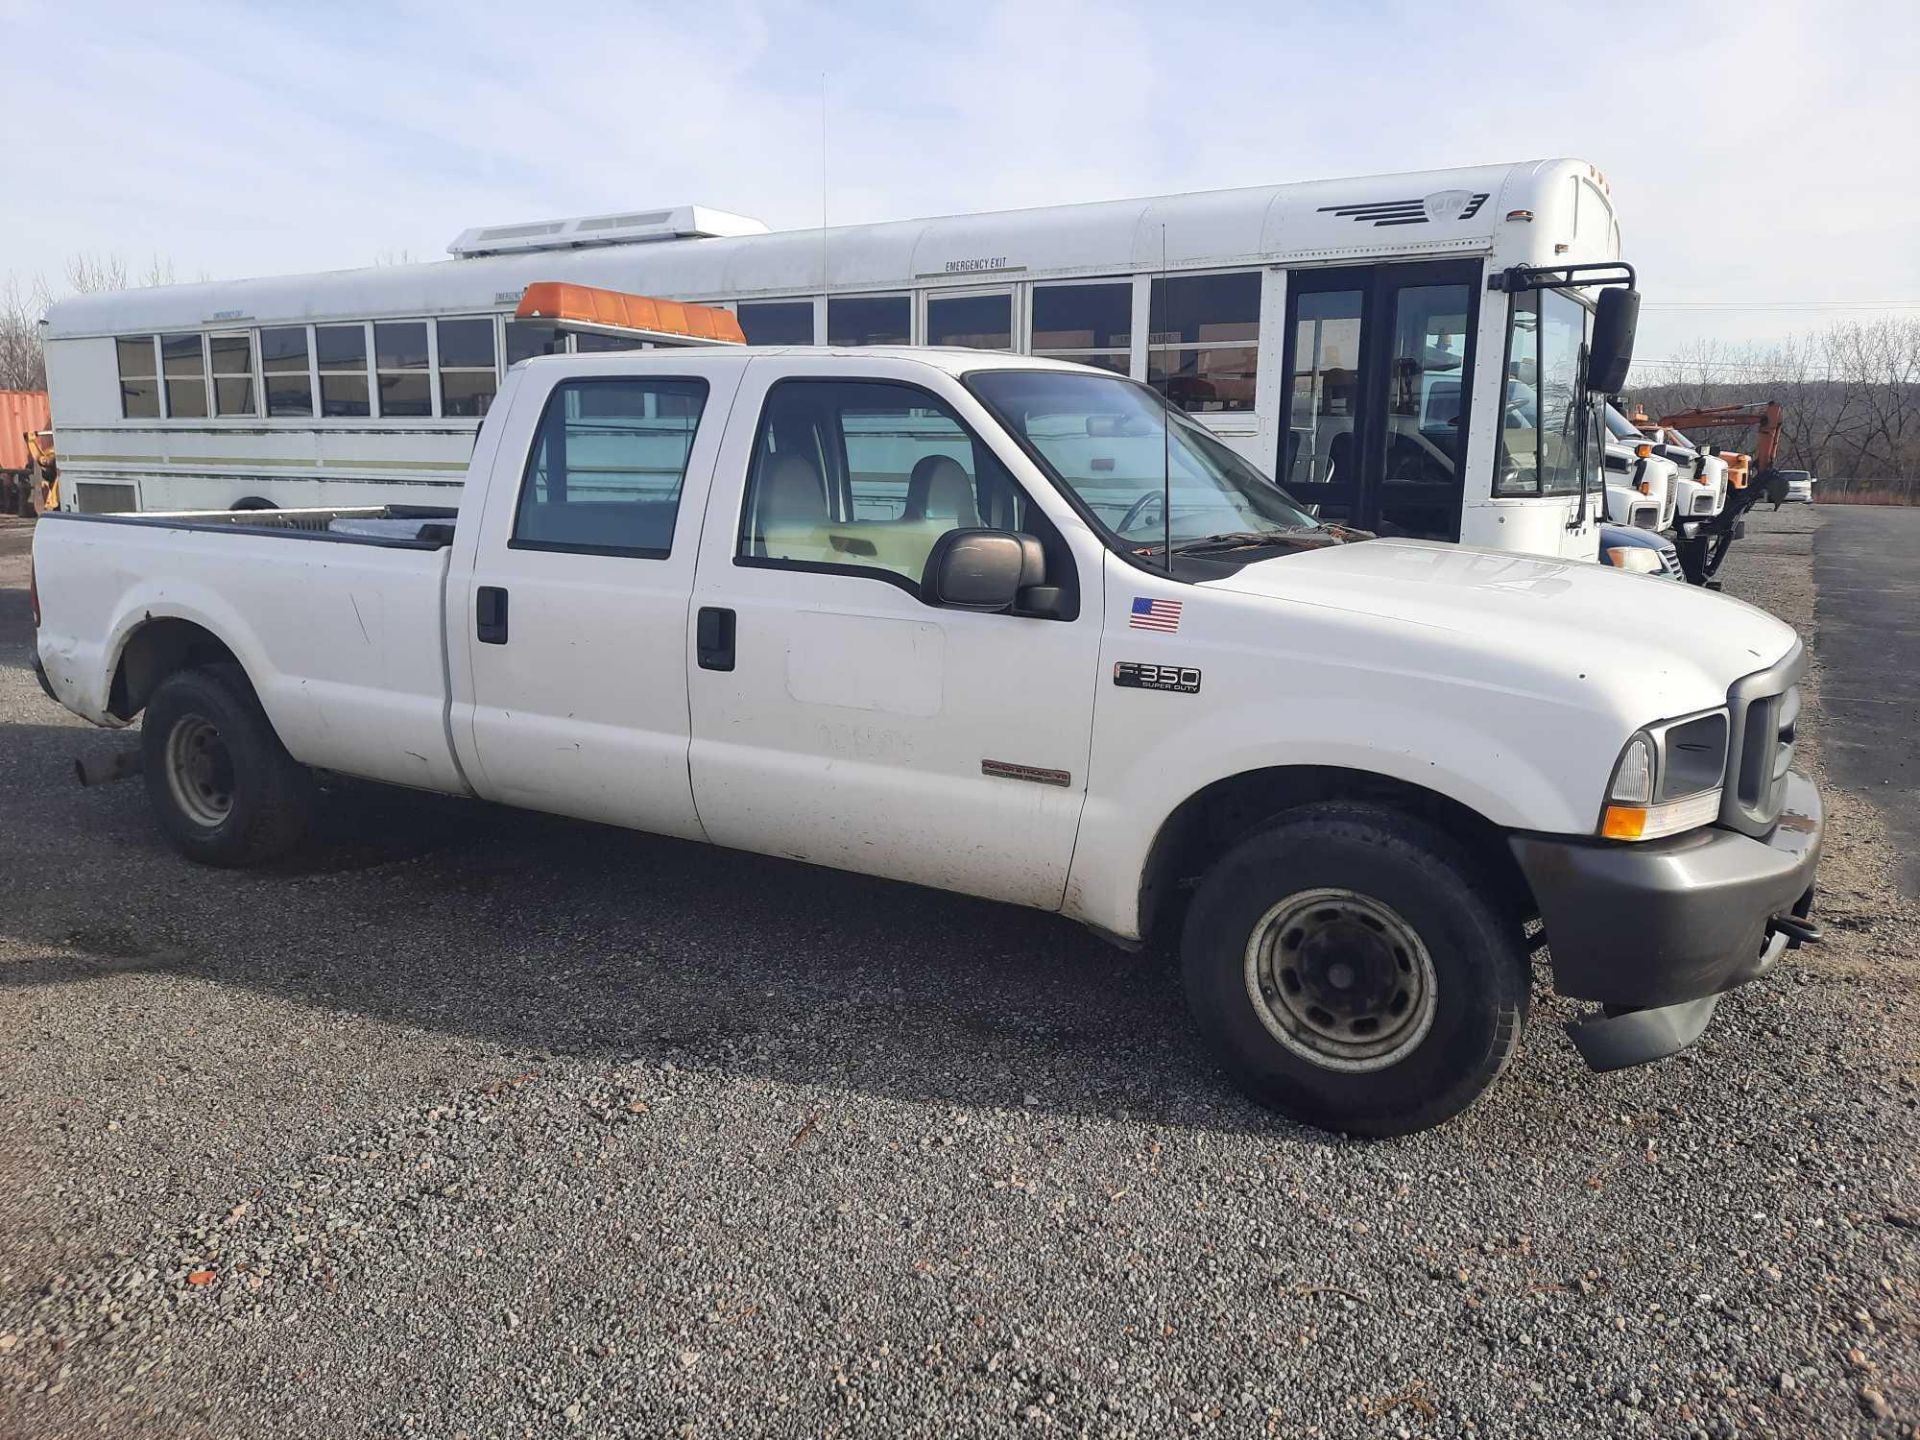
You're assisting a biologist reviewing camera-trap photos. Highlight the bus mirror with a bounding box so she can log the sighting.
[1587,289,1640,395]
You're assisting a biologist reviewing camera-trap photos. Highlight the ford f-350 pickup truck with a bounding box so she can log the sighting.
[29,347,1823,1135]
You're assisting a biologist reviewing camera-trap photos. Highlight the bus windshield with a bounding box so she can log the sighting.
[967,369,1319,550]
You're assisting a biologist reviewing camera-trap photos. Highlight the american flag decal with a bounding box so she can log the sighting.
[1129,596,1183,633]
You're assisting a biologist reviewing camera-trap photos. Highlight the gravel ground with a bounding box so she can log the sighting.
[0,507,1914,1439]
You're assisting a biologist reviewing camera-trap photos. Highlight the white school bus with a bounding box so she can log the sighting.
[41,159,1631,560]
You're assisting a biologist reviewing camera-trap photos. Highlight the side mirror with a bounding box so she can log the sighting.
[1587,288,1640,394]
[922,529,1045,612]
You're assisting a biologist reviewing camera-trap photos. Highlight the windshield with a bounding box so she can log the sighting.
[1661,425,1693,447]
[967,369,1318,549]
[1603,404,1642,442]
[1497,290,1592,498]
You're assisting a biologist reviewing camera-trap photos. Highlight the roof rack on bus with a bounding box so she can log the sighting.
[1488,261,1637,293]
[515,283,746,347]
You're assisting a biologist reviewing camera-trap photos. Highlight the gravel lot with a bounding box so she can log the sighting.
[1,507,1914,1439]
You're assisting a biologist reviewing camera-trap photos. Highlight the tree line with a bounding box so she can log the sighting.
[1,256,178,393]
[1629,317,1920,503]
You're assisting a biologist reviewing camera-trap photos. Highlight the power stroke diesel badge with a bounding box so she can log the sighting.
[1114,661,1201,694]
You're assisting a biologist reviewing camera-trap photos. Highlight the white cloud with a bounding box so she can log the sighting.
[5,0,1917,359]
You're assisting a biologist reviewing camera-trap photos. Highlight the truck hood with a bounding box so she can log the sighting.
[1201,537,1797,715]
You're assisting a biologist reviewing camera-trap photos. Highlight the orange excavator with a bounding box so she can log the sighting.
[1635,401,1789,584]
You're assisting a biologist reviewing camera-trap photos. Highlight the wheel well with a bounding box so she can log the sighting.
[1138,765,1537,946]
[108,618,241,721]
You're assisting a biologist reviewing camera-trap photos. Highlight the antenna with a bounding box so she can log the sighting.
[1160,223,1173,572]
[819,73,829,330]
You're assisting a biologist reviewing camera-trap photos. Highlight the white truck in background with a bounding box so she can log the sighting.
[1603,402,1680,532]
[29,345,1824,1136]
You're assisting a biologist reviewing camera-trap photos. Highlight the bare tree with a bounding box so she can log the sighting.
[1631,318,1920,503]
[0,275,54,391]
[0,253,183,395]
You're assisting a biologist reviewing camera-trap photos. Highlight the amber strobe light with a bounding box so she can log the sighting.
[514,283,746,346]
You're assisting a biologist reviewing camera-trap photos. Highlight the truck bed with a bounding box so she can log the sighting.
[78,504,460,548]
[32,507,466,795]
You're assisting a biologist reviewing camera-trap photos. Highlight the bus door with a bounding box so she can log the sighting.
[1276,261,1480,541]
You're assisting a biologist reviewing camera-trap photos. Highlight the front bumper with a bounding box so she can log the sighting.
[1509,771,1823,1069]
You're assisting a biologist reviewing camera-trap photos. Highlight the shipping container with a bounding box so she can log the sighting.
[0,390,51,473]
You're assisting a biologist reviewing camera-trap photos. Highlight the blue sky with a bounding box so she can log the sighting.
[6,0,1918,364]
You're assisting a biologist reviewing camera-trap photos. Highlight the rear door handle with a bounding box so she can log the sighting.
[696,606,735,671]
[476,586,509,644]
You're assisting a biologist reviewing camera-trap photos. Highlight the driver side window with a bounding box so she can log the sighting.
[738,379,1028,594]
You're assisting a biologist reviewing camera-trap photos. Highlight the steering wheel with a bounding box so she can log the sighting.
[1117,490,1164,534]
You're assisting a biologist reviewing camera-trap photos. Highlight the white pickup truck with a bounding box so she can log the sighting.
[29,347,1824,1135]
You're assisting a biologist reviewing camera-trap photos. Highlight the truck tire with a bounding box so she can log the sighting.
[142,664,315,867]
[1181,802,1529,1136]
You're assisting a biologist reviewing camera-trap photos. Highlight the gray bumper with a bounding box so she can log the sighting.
[1509,771,1822,1068]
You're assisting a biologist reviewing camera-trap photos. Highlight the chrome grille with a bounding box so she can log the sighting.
[1721,641,1805,837]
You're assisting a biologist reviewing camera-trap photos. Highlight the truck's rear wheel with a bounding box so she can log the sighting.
[1181,803,1529,1136]
[142,665,314,866]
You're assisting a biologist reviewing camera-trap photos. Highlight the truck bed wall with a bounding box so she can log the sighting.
[33,515,466,795]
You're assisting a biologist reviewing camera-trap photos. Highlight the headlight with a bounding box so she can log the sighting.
[1600,709,1730,840]
[1605,546,1663,574]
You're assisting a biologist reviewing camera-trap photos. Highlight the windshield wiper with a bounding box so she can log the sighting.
[1165,528,1319,555]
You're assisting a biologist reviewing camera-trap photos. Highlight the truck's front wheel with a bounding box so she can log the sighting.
[142,665,314,866]
[1181,803,1529,1136]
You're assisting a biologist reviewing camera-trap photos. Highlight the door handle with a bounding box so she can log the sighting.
[476,586,509,645]
[696,606,735,671]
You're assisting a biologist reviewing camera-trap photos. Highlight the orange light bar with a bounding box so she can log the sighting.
[515,282,745,346]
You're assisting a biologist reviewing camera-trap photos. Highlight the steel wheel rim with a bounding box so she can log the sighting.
[1243,887,1437,1073]
[164,714,235,828]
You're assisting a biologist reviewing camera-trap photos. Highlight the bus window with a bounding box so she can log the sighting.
[261,327,313,418]
[161,334,208,419]
[1031,282,1131,374]
[1497,291,1585,498]
[736,300,814,345]
[211,334,256,418]
[116,336,159,419]
[1377,283,1470,539]
[827,295,909,347]
[927,292,1011,350]
[316,325,371,418]
[1536,292,1586,494]
[375,321,432,417]
[1280,288,1363,516]
[1147,272,1259,412]
[437,318,497,417]
[1496,295,1541,495]
[505,319,566,366]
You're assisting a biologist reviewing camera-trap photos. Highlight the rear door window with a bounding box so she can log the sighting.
[513,377,710,558]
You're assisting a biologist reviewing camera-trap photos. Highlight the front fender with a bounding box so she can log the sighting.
[1063,690,1601,941]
